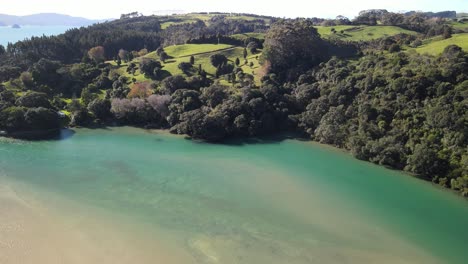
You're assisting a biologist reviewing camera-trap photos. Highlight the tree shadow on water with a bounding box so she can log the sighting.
[189,132,310,147]
[4,128,77,142]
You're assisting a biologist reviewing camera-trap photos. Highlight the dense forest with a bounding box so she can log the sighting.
[0,11,467,195]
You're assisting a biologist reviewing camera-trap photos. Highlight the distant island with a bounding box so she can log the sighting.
[11,24,21,29]
[0,13,110,27]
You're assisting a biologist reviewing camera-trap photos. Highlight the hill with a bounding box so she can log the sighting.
[159,12,274,29]
[0,13,106,26]
[114,43,262,84]
[0,11,467,198]
[316,25,418,41]
[452,21,468,32]
[415,33,468,55]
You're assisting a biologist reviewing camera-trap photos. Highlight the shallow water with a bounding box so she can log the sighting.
[0,26,72,46]
[1,127,467,263]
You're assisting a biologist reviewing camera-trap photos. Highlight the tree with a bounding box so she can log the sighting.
[71,108,93,126]
[0,106,26,132]
[235,58,240,66]
[88,98,111,121]
[443,26,452,39]
[80,87,98,106]
[247,41,259,53]
[16,92,51,108]
[147,94,171,118]
[201,84,229,108]
[263,20,326,79]
[128,82,153,99]
[243,48,248,59]
[190,55,195,65]
[160,75,188,95]
[381,12,404,26]
[30,59,61,86]
[20,72,34,88]
[388,44,401,53]
[138,48,149,57]
[159,51,169,62]
[155,47,164,56]
[178,62,193,74]
[407,143,449,179]
[24,107,61,131]
[118,49,130,62]
[139,58,162,77]
[210,54,228,68]
[88,46,106,64]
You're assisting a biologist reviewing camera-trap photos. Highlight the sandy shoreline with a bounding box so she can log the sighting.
[0,173,442,264]
[0,178,196,264]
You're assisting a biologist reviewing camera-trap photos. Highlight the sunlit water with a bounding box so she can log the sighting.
[0,26,72,46]
[0,127,467,263]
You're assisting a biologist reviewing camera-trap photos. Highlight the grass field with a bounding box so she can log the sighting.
[158,13,272,29]
[451,22,468,32]
[160,19,199,29]
[415,33,468,55]
[231,32,266,40]
[113,43,262,85]
[316,25,418,41]
[163,44,233,58]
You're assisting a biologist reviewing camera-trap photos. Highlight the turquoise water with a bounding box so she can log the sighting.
[0,25,72,46]
[1,127,468,263]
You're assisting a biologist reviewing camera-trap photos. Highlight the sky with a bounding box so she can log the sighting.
[2,0,467,19]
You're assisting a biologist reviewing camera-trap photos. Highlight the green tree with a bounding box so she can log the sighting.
[210,54,228,68]
[159,51,169,63]
[263,20,326,79]
[88,98,111,121]
[407,143,449,179]
[16,92,51,108]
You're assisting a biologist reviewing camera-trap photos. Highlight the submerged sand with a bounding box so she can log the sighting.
[0,128,457,264]
[0,179,197,264]
[0,173,440,264]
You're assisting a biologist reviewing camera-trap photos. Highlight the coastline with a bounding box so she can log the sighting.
[1,125,466,199]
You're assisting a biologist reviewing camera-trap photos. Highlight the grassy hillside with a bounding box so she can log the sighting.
[316,25,418,41]
[161,44,233,58]
[159,13,273,29]
[451,21,468,32]
[113,43,262,85]
[415,33,468,55]
[231,32,266,40]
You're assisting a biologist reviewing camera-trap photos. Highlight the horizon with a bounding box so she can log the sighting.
[1,0,467,20]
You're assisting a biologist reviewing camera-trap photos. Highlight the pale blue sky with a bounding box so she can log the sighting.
[2,0,467,19]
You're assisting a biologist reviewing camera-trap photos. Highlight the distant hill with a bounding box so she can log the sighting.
[0,13,109,26]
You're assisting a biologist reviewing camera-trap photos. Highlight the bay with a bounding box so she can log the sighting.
[0,25,72,46]
[0,127,467,264]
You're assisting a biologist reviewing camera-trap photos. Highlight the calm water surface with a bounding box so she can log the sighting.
[0,127,467,264]
[0,26,72,46]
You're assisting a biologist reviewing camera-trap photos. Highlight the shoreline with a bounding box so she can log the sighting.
[1,125,466,199]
